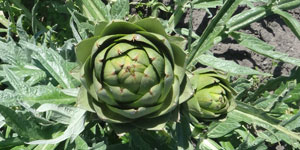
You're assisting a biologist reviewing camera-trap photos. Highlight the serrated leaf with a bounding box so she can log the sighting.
[69,11,83,42]
[0,64,47,86]
[272,132,300,148]
[36,104,79,124]
[219,141,235,150]
[13,65,46,86]
[234,130,268,149]
[0,105,46,140]
[19,41,75,89]
[234,128,256,144]
[23,85,76,105]
[281,112,300,132]
[245,68,300,102]
[268,113,300,148]
[207,118,241,138]
[27,108,86,145]
[257,112,300,148]
[196,54,270,75]
[198,139,223,150]
[0,90,20,107]
[68,10,93,41]
[229,101,300,142]
[16,15,30,42]
[253,82,289,112]
[3,66,74,105]
[111,0,129,20]
[3,66,31,95]
[283,83,300,103]
[231,32,300,66]
[76,0,109,22]
[0,41,28,65]
[57,39,77,62]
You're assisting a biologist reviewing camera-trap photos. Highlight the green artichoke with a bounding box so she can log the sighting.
[76,17,190,130]
[187,69,236,122]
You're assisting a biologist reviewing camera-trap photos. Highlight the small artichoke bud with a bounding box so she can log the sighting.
[187,69,236,123]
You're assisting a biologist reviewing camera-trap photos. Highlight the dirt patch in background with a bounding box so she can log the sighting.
[184,7,300,77]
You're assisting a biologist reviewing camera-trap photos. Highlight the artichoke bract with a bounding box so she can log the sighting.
[76,18,189,130]
[187,69,236,122]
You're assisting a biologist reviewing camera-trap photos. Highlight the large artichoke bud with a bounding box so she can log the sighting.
[76,18,190,130]
[187,69,236,122]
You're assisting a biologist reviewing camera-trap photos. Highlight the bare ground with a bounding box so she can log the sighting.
[185,6,300,76]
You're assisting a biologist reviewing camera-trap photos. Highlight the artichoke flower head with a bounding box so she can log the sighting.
[75,17,192,131]
[187,69,236,124]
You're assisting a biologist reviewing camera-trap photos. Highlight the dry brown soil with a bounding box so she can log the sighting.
[186,7,300,76]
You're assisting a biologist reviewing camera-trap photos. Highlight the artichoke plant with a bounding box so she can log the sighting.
[187,69,236,123]
[75,17,191,130]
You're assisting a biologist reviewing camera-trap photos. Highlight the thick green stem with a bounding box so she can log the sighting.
[226,6,270,33]
[227,0,300,33]
[278,0,300,10]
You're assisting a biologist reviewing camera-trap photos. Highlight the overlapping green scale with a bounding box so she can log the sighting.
[76,17,189,131]
[188,69,236,121]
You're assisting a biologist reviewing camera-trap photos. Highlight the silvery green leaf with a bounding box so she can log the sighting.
[19,41,75,89]
[27,108,86,144]
[111,0,129,20]
[36,104,79,124]
[196,54,270,76]
[198,139,223,150]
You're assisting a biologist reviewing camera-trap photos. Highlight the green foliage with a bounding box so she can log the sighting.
[0,0,300,149]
